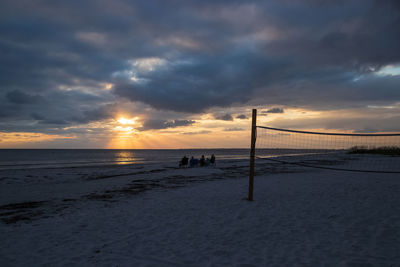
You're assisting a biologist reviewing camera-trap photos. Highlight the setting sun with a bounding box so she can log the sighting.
[117,117,137,125]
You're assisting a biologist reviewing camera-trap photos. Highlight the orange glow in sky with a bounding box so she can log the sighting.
[2,107,398,149]
[117,117,137,125]
[0,132,76,148]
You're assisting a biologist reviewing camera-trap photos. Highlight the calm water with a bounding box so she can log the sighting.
[0,149,323,170]
[0,149,250,170]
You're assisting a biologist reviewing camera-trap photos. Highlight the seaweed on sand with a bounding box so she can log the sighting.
[348,146,400,156]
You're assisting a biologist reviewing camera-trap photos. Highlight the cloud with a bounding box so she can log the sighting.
[0,89,116,132]
[182,130,212,135]
[165,120,196,128]
[213,114,234,121]
[262,108,284,114]
[6,90,44,104]
[236,114,248,119]
[139,119,195,131]
[224,127,245,131]
[113,50,274,113]
[111,0,400,113]
[138,119,167,130]
[0,0,400,137]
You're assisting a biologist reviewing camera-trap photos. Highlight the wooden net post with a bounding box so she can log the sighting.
[248,109,257,201]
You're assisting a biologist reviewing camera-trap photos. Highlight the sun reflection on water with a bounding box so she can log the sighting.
[114,151,136,165]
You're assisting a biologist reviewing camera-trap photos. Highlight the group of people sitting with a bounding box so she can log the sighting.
[179,154,216,168]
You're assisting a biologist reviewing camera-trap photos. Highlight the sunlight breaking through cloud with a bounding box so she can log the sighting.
[376,64,400,77]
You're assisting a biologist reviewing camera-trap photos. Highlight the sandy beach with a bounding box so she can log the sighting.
[1,156,400,266]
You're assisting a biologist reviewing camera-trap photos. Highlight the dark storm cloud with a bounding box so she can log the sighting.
[213,114,234,121]
[6,90,44,104]
[0,0,400,133]
[113,49,281,113]
[139,119,195,131]
[251,73,400,110]
[236,114,248,119]
[263,108,284,114]
[165,120,196,128]
[112,0,400,112]
[0,88,115,132]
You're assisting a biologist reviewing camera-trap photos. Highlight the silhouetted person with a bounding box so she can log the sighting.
[190,156,198,167]
[210,154,216,165]
[200,155,205,167]
[179,156,189,168]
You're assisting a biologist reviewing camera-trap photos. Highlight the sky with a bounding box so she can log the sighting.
[0,0,400,148]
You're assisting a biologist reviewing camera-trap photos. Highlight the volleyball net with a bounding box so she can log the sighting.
[255,126,400,173]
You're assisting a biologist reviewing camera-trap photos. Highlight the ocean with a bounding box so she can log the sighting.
[0,148,321,171]
[0,149,253,170]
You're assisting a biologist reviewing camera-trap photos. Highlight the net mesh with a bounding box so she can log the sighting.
[255,126,400,173]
